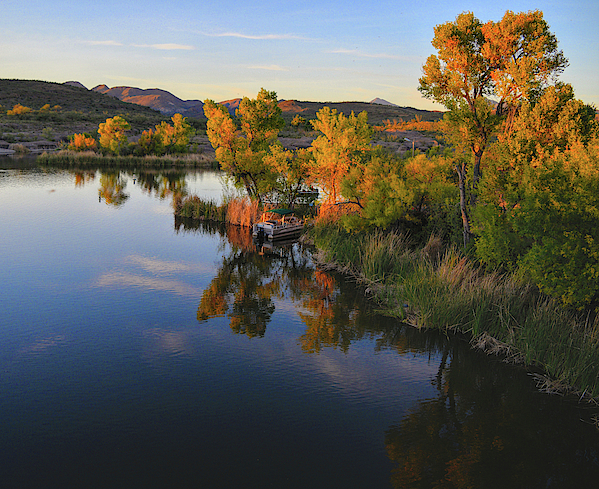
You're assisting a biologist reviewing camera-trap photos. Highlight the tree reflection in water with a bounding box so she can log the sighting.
[384,337,599,488]
[178,214,599,489]
[98,172,129,206]
[68,168,189,207]
[134,170,188,201]
[179,217,388,343]
[192,220,311,338]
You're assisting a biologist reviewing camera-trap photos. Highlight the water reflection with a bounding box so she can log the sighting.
[133,170,188,200]
[98,172,129,206]
[73,171,95,187]
[4,163,599,487]
[66,168,190,206]
[384,338,599,488]
[178,217,447,354]
[188,220,313,338]
[178,216,599,487]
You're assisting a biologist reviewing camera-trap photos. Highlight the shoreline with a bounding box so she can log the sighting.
[307,225,599,407]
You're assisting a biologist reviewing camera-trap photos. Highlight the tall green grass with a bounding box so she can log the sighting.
[175,195,227,222]
[310,224,599,398]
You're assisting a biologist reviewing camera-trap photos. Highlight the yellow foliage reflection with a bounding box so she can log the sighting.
[98,173,129,207]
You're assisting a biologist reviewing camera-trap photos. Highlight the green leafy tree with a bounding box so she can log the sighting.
[204,88,284,203]
[338,150,458,235]
[513,142,599,307]
[135,128,164,156]
[474,84,599,306]
[339,149,414,230]
[98,116,130,155]
[263,146,314,209]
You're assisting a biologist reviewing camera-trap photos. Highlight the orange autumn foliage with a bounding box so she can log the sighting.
[68,133,98,152]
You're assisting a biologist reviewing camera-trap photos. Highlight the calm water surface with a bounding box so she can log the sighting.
[1,159,599,488]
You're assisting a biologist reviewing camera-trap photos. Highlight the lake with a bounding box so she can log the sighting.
[1,158,599,488]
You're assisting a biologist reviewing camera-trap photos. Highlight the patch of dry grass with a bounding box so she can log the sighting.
[226,197,261,227]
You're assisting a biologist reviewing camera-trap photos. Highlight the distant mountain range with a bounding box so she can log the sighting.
[63,81,442,123]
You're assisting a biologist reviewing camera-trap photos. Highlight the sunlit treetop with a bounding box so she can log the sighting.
[419,10,568,110]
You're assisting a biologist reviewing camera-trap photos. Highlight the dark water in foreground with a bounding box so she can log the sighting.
[2,160,599,488]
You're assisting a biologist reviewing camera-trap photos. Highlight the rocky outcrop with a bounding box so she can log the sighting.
[91,85,205,117]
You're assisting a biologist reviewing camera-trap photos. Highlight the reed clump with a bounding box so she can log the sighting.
[310,224,599,398]
[175,195,226,222]
[225,197,261,227]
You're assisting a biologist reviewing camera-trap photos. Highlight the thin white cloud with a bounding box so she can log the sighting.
[83,40,123,46]
[124,255,212,275]
[132,43,194,50]
[94,271,201,298]
[203,31,310,41]
[248,64,289,72]
[330,48,414,62]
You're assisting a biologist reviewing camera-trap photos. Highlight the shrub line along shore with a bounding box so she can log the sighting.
[307,224,599,404]
[36,150,217,169]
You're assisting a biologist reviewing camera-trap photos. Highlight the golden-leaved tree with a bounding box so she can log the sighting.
[68,133,97,151]
[204,88,284,204]
[98,116,130,155]
[136,113,195,156]
[309,107,372,208]
[418,10,568,245]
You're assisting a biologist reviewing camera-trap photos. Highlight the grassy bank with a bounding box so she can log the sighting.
[310,224,599,399]
[37,150,216,169]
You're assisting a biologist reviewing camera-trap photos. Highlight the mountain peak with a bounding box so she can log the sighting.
[370,98,397,106]
[63,81,87,90]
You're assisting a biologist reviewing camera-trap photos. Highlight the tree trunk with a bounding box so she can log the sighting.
[471,146,484,207]
[455,160,471,247]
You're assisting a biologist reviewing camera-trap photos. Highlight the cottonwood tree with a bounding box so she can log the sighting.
[418,10,568,245]
[7,104,32,115]
[204,88,284,204]
[155,113,195,153]
[98,116,130,155]
[473,84,599,306]
[137,113,195,156]
[309,107,372,208]
[262,146,314,209]
[68,133,97,151]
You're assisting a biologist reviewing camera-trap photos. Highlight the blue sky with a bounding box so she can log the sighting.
[2,0,597,110]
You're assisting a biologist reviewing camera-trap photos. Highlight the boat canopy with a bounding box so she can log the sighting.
[267,208,294,215]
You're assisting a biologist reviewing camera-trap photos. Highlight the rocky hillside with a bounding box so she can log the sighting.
[87,83,443,124]
[92,85,206,118]
[0,79,167,146]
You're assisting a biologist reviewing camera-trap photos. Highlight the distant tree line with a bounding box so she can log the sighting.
[66,113,196,156]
